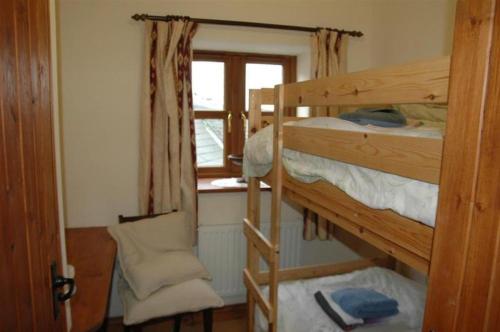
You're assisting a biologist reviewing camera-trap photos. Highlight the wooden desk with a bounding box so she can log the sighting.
[67,227,116,332]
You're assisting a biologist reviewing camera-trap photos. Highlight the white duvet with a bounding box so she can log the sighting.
[256,267,427,332]
[243,117,442,227]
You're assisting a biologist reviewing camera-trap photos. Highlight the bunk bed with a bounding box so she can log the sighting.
[242,56,450,332]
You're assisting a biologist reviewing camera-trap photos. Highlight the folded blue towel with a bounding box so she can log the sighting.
[331,288,399,319]
[339,108,407,127]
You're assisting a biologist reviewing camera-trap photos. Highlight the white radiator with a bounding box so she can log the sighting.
[198,222,302,304]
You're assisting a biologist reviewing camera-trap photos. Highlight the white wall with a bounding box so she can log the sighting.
[198,191,360,266]
[369,0,457,66]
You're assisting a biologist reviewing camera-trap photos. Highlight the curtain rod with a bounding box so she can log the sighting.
[131,14,364,37]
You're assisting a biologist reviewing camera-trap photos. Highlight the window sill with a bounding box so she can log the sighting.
[198,177,271,193]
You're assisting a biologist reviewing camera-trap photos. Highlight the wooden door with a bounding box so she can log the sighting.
[424,0,500,331]
[0,0,67,331]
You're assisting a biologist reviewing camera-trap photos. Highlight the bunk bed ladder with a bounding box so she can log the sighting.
[244,176,281,331]
[244,87,285,332]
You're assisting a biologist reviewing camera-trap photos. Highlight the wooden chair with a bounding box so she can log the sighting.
[118,212,214,332]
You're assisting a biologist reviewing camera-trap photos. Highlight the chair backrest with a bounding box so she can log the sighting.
[118,210,178,224]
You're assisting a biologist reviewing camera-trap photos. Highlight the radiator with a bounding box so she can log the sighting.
[198,222,302,303]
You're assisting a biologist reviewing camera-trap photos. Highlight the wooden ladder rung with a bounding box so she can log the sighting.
[243,268,274,323]
[243,218,276,264]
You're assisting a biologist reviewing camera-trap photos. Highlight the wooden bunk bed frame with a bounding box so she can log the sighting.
[243,56,450,332]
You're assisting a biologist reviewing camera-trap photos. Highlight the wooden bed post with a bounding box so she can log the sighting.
[424,0,500,330]
[267,85,285,332]
[246,90,262,332]
[248,89,262,136]
[246,179,261,332]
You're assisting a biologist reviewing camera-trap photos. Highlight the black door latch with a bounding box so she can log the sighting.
[51,261,76,319]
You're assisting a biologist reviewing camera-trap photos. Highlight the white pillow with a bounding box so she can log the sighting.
[119,277,224,325]
[126,251,211,300]
[108,212,206,299]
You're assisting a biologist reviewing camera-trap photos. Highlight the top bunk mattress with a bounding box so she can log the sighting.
[243,117,443,227]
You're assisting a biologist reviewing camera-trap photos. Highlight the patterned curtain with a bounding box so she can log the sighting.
[303,29,348,241]
[139,19,198,244]
[311,28,348,117]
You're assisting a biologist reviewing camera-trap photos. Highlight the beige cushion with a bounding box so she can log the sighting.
[393,104,448,123]
[119,277,224,325]
[126,251,211,300]
[108,212,208,299]
[109,212,191,253]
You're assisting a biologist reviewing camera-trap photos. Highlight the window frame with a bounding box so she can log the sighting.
[193,50,296,178]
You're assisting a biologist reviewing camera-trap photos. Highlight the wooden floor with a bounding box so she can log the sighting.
[107,304,247,332]
[108,319,246,332]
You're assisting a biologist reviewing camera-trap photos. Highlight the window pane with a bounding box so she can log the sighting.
[192,61,224,111]
[245,63,283,111]
[297,106,310,117]
[195,119,224,167]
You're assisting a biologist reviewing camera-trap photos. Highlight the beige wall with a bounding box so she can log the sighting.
[369,0,457,66]
[59,0,456,228]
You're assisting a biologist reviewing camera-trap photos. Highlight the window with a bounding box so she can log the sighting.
[193,61,225,168]
[192,51,296,178]
[245,63,283,112]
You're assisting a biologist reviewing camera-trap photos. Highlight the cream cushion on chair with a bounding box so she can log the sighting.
[119,276,224,325]
[125,251,211,299]
[109,212,191,252]
[108,212,210,299]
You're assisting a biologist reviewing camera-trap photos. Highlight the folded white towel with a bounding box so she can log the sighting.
[318,289,364,325]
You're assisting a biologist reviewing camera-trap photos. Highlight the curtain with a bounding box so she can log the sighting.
[303,29,348,241]
[139,19,198,244]
[311,28,348,117]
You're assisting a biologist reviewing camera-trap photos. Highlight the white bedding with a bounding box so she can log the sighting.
[243,117,442,227]
[256,267,426,332]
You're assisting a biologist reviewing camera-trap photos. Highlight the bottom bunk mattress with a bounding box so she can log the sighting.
[256,267,426,332]
[243,117,442,227]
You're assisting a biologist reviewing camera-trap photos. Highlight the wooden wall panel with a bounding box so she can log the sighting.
[1,1,36,330]
[424,0,500,331]
[0,0,66,330]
